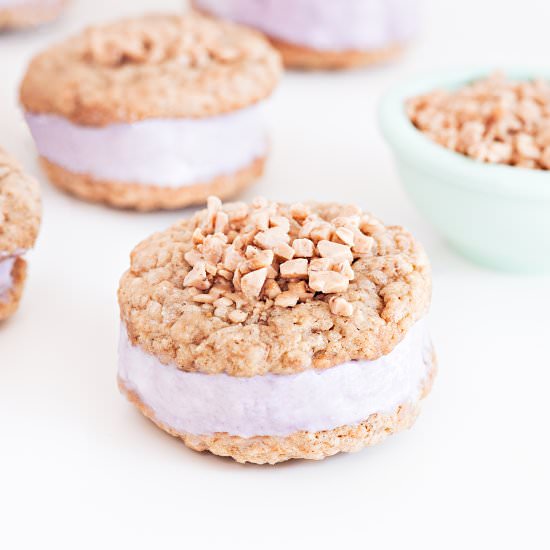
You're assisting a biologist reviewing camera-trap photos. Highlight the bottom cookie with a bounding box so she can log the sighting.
[118,354,436,465]
[269,37,404,70]
[0,257,27,322]
[191,3,404,71]
[0,0,67,29]
[40,156,266,211]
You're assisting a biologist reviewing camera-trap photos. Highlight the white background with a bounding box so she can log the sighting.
[1,1,549,548]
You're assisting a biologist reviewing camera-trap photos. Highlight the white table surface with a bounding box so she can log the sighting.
[1,1,549,548]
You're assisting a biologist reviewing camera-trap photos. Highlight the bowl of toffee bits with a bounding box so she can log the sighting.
[379,69,550,274]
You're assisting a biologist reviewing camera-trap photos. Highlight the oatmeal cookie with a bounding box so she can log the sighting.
[0,148,41,321]
[20,14,282,210]
[118,196,435,463]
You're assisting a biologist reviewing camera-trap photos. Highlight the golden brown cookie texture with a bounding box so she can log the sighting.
[119,198,431,377]
[0,257,27,322]
[20,13,282,125]
[40,155,266,211]
[266,37,404,70]
[0,0,67,30]
[0,148,41,321]
[0,148,41,255]
[118,349,437,465]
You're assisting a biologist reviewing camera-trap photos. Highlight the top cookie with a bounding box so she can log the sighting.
[20,13,282,127]
[0,148,41,254]
[118,197,431,377]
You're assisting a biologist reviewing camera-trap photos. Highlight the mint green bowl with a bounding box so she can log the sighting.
[379,69,550,274]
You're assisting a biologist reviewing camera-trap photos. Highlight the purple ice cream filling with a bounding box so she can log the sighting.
[25,103,268,187]
[118,319,432,438]
[0,256,16,302]
[194,0,419,51]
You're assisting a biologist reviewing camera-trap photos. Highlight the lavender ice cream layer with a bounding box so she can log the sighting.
[0,257,16,302]
[25,104,268,187]
[194,0,419,51]
[119,319,432,438]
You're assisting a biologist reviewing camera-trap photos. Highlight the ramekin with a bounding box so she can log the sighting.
[379,68,550,274]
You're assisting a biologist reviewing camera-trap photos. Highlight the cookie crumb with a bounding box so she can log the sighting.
[309,271,349,294]
[240,267,268,299]
[228,309,248,323]
[280,259,308,279]
[292,238,314,258]
[274,291,299,308]
[329,296,354,317]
